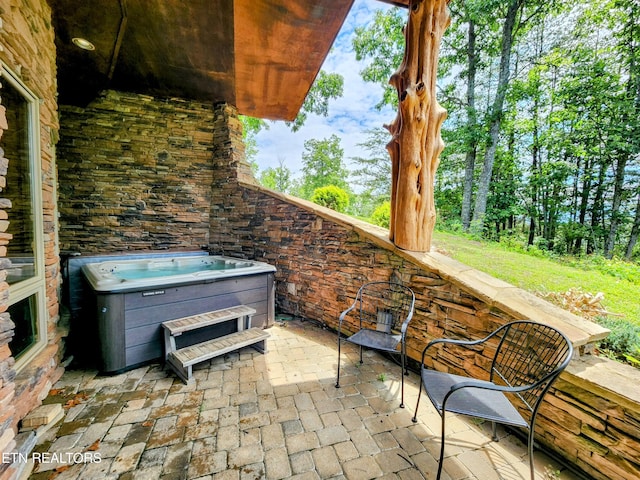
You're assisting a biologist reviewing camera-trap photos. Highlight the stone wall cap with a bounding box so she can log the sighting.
[566,355,640,408]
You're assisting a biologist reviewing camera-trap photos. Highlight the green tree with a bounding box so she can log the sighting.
[610,0,640,259]
[350,127,392,216]
[240,115,268,173]
[471,0,550,230]
[370,201,391,228]
[440,0,503,231]
[287,71,344,132]
[258,157,293,193]
[484,126,524,239]
[350,127,392,198]
[298,134,350,200]
[545,25,633,255]
[311,185,350,213]
[243,68,344,175]
[352,8,405,109]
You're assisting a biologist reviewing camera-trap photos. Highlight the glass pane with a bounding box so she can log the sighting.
[1,78,36,284]
[8,295,38,360]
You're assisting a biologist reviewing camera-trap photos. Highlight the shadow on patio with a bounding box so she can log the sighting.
[27,320,582,480]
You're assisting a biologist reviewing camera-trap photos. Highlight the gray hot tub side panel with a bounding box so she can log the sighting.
[96,272,275,372]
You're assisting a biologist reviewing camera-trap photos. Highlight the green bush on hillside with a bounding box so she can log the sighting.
[310,185,350,213]
[370,201,391,228]
[596,317,640,366]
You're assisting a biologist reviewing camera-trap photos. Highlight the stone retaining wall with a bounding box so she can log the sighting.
[545,356,640,480]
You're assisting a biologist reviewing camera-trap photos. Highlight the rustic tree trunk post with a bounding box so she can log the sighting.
[386,0,450,251]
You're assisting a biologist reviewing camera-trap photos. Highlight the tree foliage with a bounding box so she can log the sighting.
[243,68,344,166]
[350,0,640,260]
[311,185,350,213]
[240,115,268,171]
[259,157,293,193]
[350,128,392,199]
[250,0,640,261]
[297,134,350,200]
[371,201,391,228]
[353,8,406,109]
[287,71,344,132]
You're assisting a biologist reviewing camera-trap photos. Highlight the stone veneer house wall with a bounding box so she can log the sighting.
[57,92,217,253]
[0,1,63,478]
[0,2,639,480]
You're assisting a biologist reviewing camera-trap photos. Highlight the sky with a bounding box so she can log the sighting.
[253,0,398,179]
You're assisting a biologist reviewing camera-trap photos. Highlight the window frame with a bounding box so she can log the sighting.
[2,62,48,370]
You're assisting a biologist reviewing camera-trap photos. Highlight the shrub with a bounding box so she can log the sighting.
[370,201,391,228]
[596,316,640,366]
[435,218,465,233]
[310,185,350,213]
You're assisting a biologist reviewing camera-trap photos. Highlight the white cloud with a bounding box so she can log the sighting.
[254,0,399,179]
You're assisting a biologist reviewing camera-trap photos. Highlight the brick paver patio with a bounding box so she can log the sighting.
[27,320,582,479]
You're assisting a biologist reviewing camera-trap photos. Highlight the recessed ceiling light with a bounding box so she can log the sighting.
[72,37,95,51]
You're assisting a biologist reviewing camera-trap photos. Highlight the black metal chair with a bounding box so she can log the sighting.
[412,320,573,480]
[335,281,415,407]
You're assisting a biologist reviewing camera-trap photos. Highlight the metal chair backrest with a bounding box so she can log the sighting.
[356,282,415,335]
[490,321,573,414]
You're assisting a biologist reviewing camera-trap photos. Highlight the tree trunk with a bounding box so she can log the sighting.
[625,191,640,259]
[387,0,451,251]
[604,154,628,258]
[461,19,478,230]
[620,8,640,258]
[574,156,591,254]
[528,74,541,247]
[472,0,523,228]
[587,159,607,255]
[527,217,535,246]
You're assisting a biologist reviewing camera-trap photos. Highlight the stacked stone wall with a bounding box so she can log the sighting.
[0,0,61,477]
[542,357,640,480]
[209,185,518,364]
[57,92,217,254]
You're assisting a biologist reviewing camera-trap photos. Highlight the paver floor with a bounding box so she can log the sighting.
[27,319,584,480]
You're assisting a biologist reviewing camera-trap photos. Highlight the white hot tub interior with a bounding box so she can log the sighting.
[82,255,275,292]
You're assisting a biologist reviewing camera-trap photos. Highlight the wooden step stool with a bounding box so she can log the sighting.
[162,305,269,383]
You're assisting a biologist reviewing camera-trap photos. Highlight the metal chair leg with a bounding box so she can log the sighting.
[335,336,341,388]
[412,369,424,423]
[399,350,405,408]
[403,340,409,375]
[436,410,446,480]
[528,426,535,480]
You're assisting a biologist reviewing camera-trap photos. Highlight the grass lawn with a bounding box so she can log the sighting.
[432,231,640,325]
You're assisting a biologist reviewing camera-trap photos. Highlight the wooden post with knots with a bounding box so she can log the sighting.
[386,0,451,251]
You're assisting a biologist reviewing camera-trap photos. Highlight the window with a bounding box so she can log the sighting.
[7,295,39,359]
[1,64,47,368]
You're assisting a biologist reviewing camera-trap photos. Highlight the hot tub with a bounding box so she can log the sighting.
[81,254,276,373]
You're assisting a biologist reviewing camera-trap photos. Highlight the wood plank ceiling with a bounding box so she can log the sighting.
[50,0,410,120]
